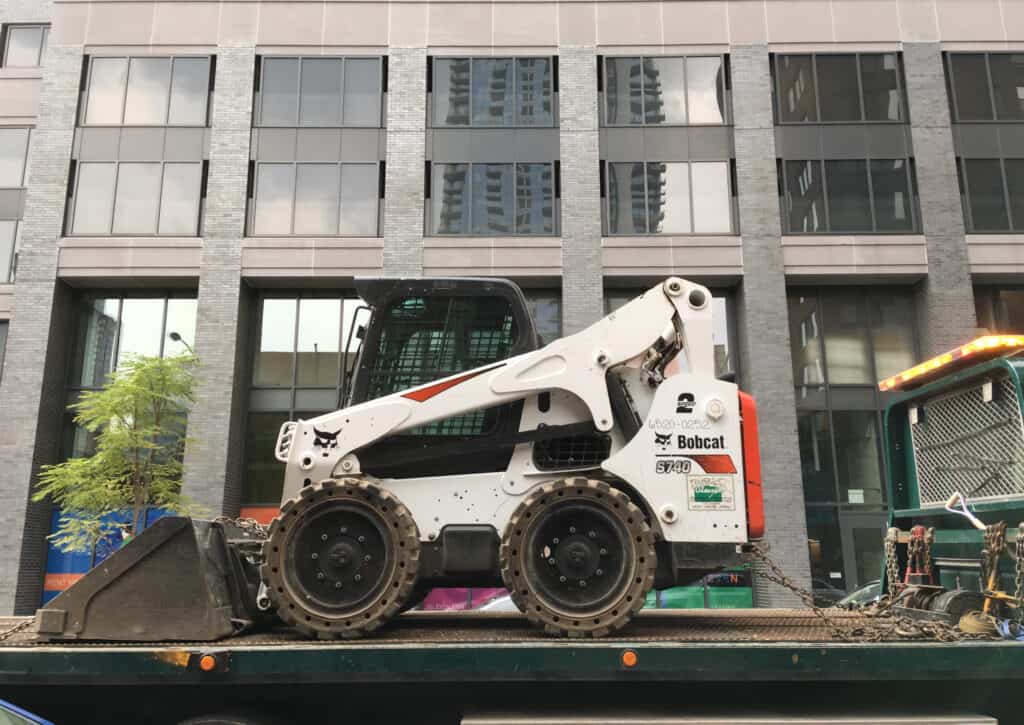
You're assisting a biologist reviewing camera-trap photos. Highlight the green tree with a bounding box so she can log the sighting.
[34,353,201,553]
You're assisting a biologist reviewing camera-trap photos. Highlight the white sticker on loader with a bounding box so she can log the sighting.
[687,475,735,511]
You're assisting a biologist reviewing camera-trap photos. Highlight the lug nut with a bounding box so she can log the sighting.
[364,554,372,562]
[599,548,608,555]
[552,537,560,545]
[354,574,362,582]
[358,535,366,543]
[578,580,587,588]
[311,553,319,560]
[596,569,603,576]
[321,534,328,541]
[559,575,567,583]
[569,527,577,534]
[548,557,556,565]
[588,531,597,539]
[340,527,348,535]
[334,582,342,589]
[317,572,325,580]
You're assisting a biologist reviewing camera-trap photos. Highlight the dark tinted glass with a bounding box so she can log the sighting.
[646,162,690,233]
[964,159,1009,231]
[825,160,872,232]
[950,54,993,121]
[1005,159,1024,231]
[71,298,120,387]
[471,163,514,234]
[607,162,647,234]
[784,160,825,233]
[471,58,514,126]
[299,58,343,125]
[833,410,884,506]
[860,53,902,121]
[433,58,470,126]
[643,57,686,124]
[869,291,916,379]
[797,411,835,503]
[606,57,643,124]
[168,57,210,125]
[516,163,554,234]
[870,159,913,231]
[432,163,470,234]
[989,54,1024,121]
[516,58,552,126]
[789,294,824,387]
[244,412,289,503]
[261,58,299,125]
[777,55,817,122]
[816,55,861,122]
[821,292,872,384]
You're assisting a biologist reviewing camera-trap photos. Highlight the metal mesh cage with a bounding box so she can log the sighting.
[533,433,611,471]
[910,372,1024,507]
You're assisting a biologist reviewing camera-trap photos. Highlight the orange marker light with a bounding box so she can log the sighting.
[878,335,1024,392]
[621,649,638,668]
[198,654,217,672]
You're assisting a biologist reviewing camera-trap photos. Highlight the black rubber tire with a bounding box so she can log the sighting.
[261,478,420,639]
[500,477,656,638]
[176,715,283,725]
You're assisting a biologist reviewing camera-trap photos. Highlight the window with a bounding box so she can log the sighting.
[0,221,17,283]
[775,53,905,123]
[83,56,211,126]
[70,162,203,236]
[433,57,553,127]
[975,287,1024,333]
[605,289,737,379]
[245,294,366,504]
[0,127,30,187]
[605,161,732,234]
[250,162,378,236]
[789,289,916,598]
[780,159,916,234]
[0,320,7,383]
[603,56,727,126]
[958,158,1024,232]
[522,290,561,345]
[946,53,1024,122]
[429,162,556,236]
[258,56,381,127]
[2,24,48,68]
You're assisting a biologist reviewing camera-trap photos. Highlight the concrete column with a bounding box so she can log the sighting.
[903,44,977,355]
[730,45,811,606]
[558,47,604,334]
[0,0,52,22]
[181,47,255,516]
[0,44,83,614]
[382,47,427,276]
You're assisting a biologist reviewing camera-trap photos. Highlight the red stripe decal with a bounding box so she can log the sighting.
[688,454,737,474]
[401,364,504,403]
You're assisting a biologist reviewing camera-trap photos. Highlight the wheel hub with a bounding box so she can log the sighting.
[556,536,600,579]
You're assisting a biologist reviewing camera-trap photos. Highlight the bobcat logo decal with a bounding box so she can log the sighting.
[654,432,672,449]
[313,427,342,449]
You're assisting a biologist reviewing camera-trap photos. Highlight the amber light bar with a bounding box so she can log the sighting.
[878,335,1024,392]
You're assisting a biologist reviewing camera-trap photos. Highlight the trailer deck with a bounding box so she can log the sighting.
[1,609,1022,685]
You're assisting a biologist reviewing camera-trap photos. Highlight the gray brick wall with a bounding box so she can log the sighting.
[0,44,82,614]
[382,47,426,277]
[731,45,811,606]
[181,46,255,516]
[903,43,977,355]
[559,47,603,334]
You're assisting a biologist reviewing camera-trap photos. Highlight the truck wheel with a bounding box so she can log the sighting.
[500,478,656,637]
[261,478,420,639]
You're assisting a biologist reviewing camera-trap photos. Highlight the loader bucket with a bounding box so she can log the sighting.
[34,517,258,642]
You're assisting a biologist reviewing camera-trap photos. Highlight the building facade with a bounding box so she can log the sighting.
[0,0,1022,614]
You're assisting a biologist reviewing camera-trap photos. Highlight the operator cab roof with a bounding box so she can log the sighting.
[878,334,1024,392]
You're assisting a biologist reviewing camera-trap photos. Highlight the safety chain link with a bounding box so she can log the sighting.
[981,522,1007,592]
[750,542,994,643]
[0,618,33,643]
[885,527,901,596]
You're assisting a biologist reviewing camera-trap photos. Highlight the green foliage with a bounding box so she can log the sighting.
[34,353,203,553]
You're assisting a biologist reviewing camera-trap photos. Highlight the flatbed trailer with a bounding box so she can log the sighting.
[1,610,1022,724]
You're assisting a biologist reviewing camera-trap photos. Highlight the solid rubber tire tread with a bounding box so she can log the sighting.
[500,477,656,638]
[261,477,420,640]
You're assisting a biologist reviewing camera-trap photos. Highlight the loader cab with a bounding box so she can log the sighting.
[345,277,539,478]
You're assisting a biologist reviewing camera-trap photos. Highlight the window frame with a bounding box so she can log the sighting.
[602,159,736,236]
[430,56,557,129]
[601,54,730,128]
[945,52,1024,123]
[427,160,559,237]
[69,160,205,237]
[773,52,908,125]
[255,55,383,129]
[0,220,18,283]
[249,160,381,237]
[80,55,213,127]
[0,126,31,189]
[778,157,919,235]
[1,24,49,68]
[957,156,1023,233]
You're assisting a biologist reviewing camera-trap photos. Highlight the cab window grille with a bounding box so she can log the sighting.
[533,433,611,471]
